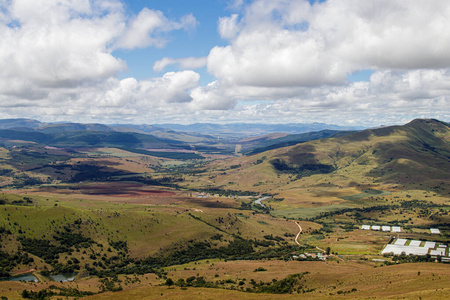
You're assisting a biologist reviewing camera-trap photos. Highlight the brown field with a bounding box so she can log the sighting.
[2,260,449,299]
[5,184,249,213]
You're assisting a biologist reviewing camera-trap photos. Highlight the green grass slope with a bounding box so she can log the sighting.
[185,119,450,196]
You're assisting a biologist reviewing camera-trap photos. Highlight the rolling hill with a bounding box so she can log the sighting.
[0,118,449,299]
[183,119,450,197]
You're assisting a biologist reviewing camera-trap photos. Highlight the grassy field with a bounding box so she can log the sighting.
[2,259,449,299]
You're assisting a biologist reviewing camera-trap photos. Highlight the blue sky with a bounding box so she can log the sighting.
[115,0,228,83]
[0,0,448,126]
[117,0,335,84]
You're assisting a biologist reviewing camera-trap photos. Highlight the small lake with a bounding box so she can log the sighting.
[1,272,77,282]
[0,273,38,282]
[50,272,77,282]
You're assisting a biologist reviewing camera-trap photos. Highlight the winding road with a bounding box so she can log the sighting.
[293,221,302,245]
[254,196,271,208]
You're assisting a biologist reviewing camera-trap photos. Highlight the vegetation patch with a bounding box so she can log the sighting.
[341,189,391,201]
[271,159,335,178]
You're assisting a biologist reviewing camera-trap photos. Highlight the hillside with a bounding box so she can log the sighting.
[188,119,449,189]
[179,119,450,218]
[243,129,356,155]
[0,118,449,299]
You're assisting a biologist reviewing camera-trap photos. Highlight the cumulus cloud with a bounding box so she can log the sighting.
[0,0,201,122]
[218,14,241,40]
[0,0,126,90]
[190,81,237,110]
[207,0,450,88]
[182,0,450,124]
[0,70,200,122]
[153,57,207,72]
[0,0,448,126]
[116,9,197,49]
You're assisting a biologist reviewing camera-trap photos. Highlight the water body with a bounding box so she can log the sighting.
[1,272,77,282]
[50,272,77,282]
[0,273,38,282]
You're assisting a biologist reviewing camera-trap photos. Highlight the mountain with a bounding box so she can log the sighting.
[38,123,113,133]
[188,119,450,195]
[243,129,357,155]
[0,118,43,130]
[152,122,364,138]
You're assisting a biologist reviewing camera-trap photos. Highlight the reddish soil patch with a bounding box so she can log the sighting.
[28,182,176,198]
[74,183,177,197]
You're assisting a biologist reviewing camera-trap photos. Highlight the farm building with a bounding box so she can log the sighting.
[382,238,448,257]
[394,238,407,246]
[430,228,441,234]
[382,226,391,232]
[361,225,401,232]
[430,249,446,256]
[391,226,401,232]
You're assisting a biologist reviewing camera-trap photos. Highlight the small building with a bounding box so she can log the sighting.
[391,226,401,233]
[361,225,371,230]
[394,238,407,246]
[430,228,441,234]
[430,249,446,256]
[372,225,381,231]
[382,226,391,232]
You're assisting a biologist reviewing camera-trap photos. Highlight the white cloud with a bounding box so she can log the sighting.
[153,57,207,72]
[218,14,241,40]
[227,0,244,10]
[0,0,126,90]
[0,0,448,126]
[116,9,197,49]
[208,0,450,88]
[190,81,237,110]
[184,0,450,125]
[0,0,202,122]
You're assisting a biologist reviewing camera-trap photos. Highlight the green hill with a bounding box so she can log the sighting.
[185,119,450,195]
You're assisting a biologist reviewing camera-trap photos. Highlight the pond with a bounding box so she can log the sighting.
[0,273,38,282]
[49,272,77,282]
[0,272,77,282]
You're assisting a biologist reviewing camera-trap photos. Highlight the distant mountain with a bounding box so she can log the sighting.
[0,119,365,155]
[0,129,189,149]
[152,122,364,138]
[195,119,450,194]
[243,130,357,155]
[38,123,113,133]
[109,124,217,143]
[0,118,43,130]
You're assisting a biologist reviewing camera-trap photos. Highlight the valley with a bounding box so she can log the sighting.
[0,118,449,299]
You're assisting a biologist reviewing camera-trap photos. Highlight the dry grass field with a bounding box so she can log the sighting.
[2,259,449,299]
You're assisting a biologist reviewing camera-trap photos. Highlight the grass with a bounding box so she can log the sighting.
[340,189,391,201]
[0,120,448,299]
[271,203,356,219]
[3,259,449,300]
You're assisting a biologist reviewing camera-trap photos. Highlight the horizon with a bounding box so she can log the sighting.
[0,116,448,129]
[0,0,449,126]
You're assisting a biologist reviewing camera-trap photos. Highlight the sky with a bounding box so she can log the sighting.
[0,0,449,127]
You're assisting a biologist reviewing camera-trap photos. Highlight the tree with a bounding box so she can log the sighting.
[165,278,174,288]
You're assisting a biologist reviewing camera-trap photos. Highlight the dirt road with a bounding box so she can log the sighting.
[294,221,302,245]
